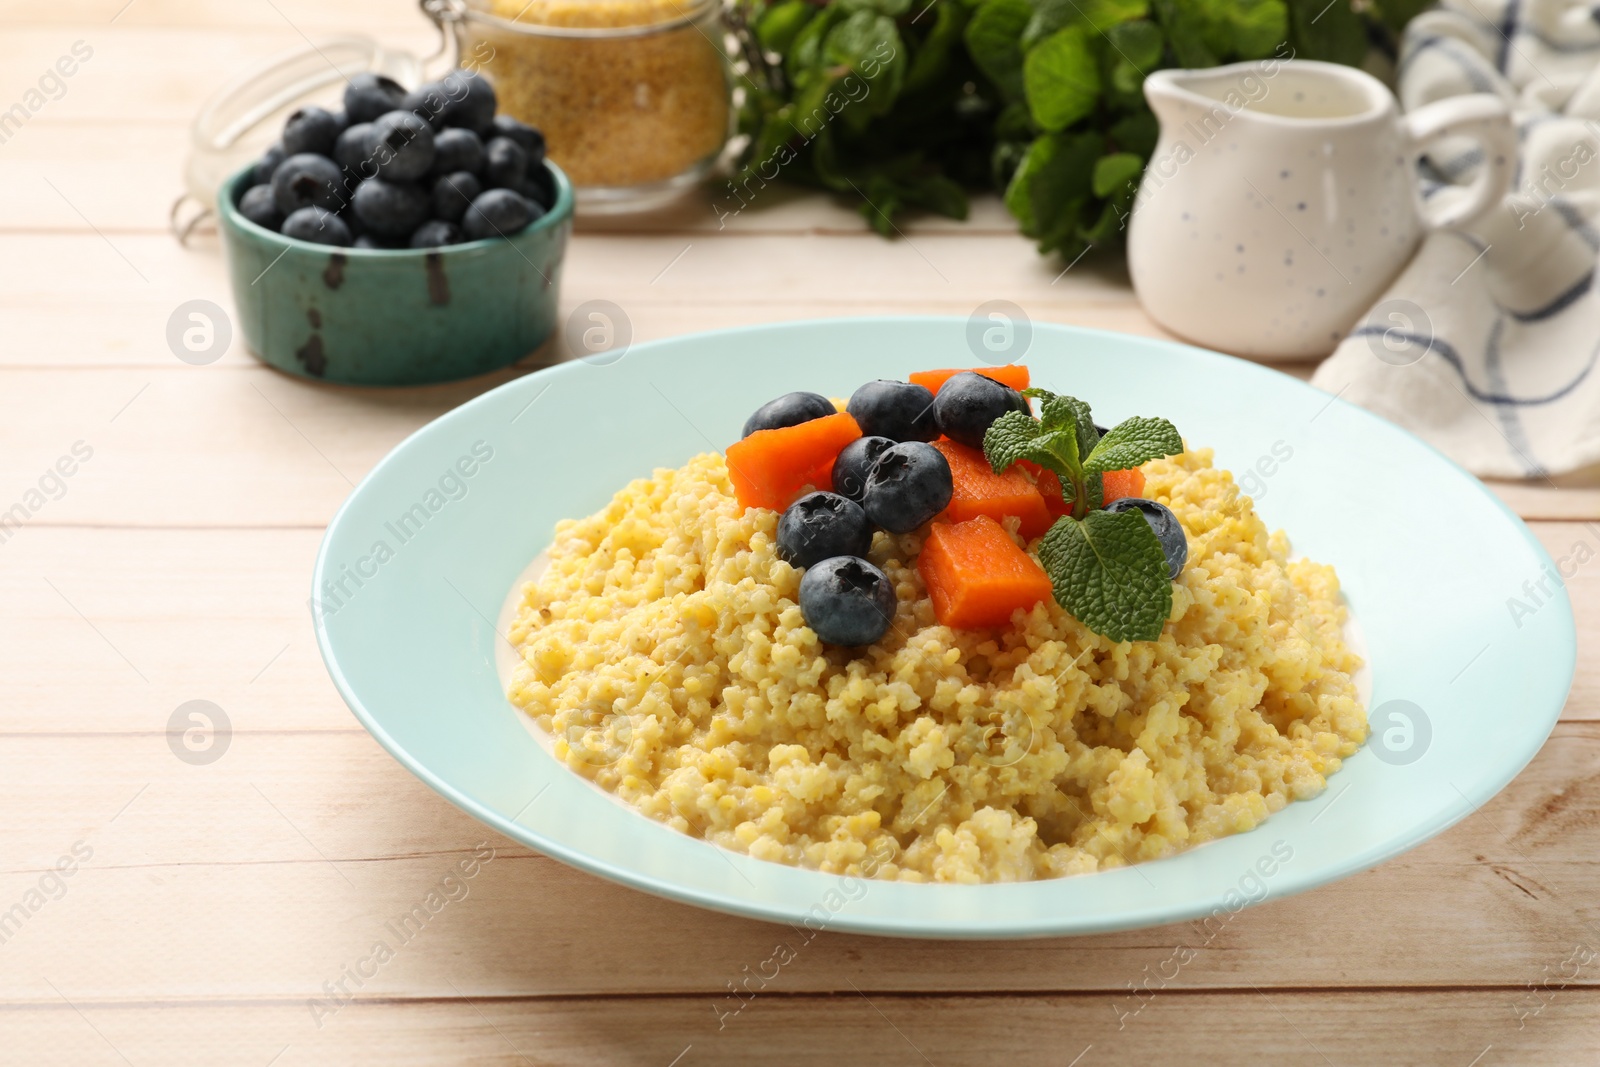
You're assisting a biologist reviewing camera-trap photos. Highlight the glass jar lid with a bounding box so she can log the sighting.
[439,0,719,39]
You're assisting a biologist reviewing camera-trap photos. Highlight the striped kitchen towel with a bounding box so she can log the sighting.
[1310,0,1600,478]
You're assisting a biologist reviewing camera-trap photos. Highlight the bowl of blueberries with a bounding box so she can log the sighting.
[218,68,572,386]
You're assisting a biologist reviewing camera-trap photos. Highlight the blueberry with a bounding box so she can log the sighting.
[353,233,402,249]
[271,153,345,214]
[351,178,429,238]
[334,123,376,178]
[861,441,952,533]
[933,371,1029,449]
[1104,498,1188,580]
[410,219,463,248]
[778,492,873,569]
[238,184,283,229]
[281,105,342,157]
[798,556,896,646]
[831,435,893,503]
[741,391,834,438]
[401,81,449,128]
[431,170,483,224]
[461,188,536,240]
[251,143,286,186]
[370,110,436,182]
[492,115,545,164]
[436,69,498,135]
[338,201,365,236]
[281,207,352,246]
[514,174,552,210]
[344,72,407,124]
[847,380,937,442]
[430,127,485,177]
[484,136,528,188]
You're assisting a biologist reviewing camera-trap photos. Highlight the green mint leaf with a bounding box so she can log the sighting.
[1107,18,1164,69]
[964,0,1033,100]
[1021,0,1147,51]
[1023,25,1101,132]
[756,0,817,53]
[983,410,1079,474]
[1288,0,1362,65]
[1227,0,1291,58]
[825,12,906,116]
[1082,470,1104,512]
[1083,416,1183,476]
[903,0,968,96]
[1002,131,1101,250]
[839,0,913,16]
[1038,393,1100,465]
[1108,110,1159,157]
[1150,0,1218,66]
[785,5,843,82]
[1037,510,1173,642]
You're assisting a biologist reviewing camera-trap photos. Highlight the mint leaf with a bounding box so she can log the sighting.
[1037,509,1173,642]
[839,0,913,15]
[757,0,817,53]
[1024,26,1101,132]
[1092,152,1143,198]
[1109,110,1158,156]
[984,410,1080,474]
[825,11,906,118]
[785,5,843,83]
[1037,392,1101,464]
[1151,0,1218,66]
[1288,0,1363,65]
[1022,0,1148,50]
[1083,416,1183,475]
[1003,131,1099,247]
[1229,0,1291,57]
[1107,18,1164,69]
[965,0,1033,100]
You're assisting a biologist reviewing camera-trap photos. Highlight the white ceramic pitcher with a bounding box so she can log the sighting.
[1127,58,1515,360]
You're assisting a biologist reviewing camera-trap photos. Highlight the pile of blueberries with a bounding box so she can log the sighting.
[752,372,1027,647]
[237,70,551,249]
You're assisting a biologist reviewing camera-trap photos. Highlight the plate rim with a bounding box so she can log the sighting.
[312,315,1578,939]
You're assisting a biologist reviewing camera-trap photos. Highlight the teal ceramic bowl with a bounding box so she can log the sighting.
[217,163,573,386]
[313,318,1576,938]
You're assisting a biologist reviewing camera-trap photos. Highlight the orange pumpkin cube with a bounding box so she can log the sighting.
[725,412,862,512]
[933,439,1052,539]
[908,364,1030,394]
[918,515,1054,630]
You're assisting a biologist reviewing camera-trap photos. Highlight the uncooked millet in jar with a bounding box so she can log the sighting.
[476,0,730,188]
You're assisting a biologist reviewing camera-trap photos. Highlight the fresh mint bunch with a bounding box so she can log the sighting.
[984,389,1182,642]
[726,0,1423,251]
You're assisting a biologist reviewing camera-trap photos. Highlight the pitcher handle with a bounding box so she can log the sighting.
[1402,93,1517,232]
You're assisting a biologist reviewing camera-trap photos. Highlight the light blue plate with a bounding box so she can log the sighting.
[313,317,1575,939]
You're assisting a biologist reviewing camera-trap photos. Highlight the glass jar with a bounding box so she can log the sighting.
[431,0,731,212]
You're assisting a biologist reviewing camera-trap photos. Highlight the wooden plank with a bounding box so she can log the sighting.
[0,29,435,126]
[1,724,1599,1001]
[8,0,434,30]
[0,232,1152,368]
[3,987,1599,1067]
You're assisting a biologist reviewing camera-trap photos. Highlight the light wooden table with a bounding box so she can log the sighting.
[4,2,1600,1064]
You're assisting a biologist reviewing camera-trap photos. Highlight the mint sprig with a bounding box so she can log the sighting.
[983,389,1183,642]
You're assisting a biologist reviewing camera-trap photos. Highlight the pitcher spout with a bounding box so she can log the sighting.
[1142,69,1207,129]
[1142,63,1281,132]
